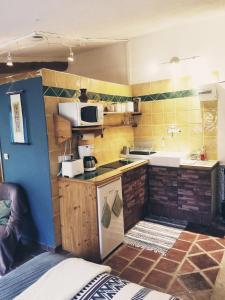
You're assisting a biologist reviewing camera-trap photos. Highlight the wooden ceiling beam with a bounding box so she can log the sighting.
[0,61,68,74]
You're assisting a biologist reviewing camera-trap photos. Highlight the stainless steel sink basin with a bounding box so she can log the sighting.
[129,150,156,155]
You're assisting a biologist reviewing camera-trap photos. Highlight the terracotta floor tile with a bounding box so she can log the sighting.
[141,282,164,292]
[189,254,218,270]
[173,239,192,251]
[188,244,202,255]
[179,231,197,242]
[117,244,141,260]
[165,248,186,262]
[168,279,187,294]
[215,237,225,247]
[179,272,211,291]
[179,259,196,274]
[145,270,172,289]
[155,258,179,273]
[191,291,212,300]
[173,292,195,300]
[106,255,129,272]
[139,249,161,261]
[120,267,144,284]
[197,234,209,240]
[197,239,224,252]
[210,251,225,263]
[111,269,120,276]
[130,257,154,273]
[204,268,220,284]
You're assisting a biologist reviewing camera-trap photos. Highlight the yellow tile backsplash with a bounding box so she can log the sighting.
[42,68,218,160]
[134,97,217,158]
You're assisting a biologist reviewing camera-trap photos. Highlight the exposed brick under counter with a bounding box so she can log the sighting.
[122,165,148,232]
[148,165,218,225]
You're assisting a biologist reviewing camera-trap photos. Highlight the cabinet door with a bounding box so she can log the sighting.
[59,180,100,261]
[97,178,124,259]
[122,165,147,231]
[148,166,178,217]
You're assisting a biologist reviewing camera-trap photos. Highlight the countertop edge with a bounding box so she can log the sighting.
[58,159,148,185]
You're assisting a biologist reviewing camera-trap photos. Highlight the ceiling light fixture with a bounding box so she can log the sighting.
[161,55,200,65]
[32,31,44,40]
[6,52,13,67]
[67,48,74,62]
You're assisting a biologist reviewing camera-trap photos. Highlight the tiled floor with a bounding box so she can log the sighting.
[104,227,225,299]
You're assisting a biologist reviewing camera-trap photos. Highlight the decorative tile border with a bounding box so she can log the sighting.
[43,86,131,102]
[138,89,196,102]
[43,86,197,102]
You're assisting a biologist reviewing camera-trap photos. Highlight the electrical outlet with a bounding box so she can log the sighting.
[3,153,9,160]
[58,155,72,163]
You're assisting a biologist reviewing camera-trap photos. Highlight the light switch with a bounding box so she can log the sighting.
[3,153,9,160]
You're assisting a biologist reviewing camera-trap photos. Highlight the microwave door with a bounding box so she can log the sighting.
[80,106,98,125]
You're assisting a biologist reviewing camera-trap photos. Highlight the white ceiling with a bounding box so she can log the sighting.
[1,0,225,61]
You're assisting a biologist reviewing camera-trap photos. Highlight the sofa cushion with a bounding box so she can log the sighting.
[0,200,11,225]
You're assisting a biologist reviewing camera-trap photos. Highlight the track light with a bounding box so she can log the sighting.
[67,48,74,62]
[6,52,13,67]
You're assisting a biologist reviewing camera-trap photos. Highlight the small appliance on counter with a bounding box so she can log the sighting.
[83,156,98,171]
[78,144,98,171]
[62,159,84,178]
[78,144,94,158]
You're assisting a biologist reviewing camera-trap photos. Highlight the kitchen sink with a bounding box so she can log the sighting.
[101,159,134,169]
[129,150,156,155]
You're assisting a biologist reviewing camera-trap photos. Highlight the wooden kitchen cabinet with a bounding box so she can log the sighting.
[59,179,100,262]
[147,165,218,225]
[122,165,148,232]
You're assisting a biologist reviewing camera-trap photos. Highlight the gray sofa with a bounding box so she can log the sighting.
[0,183,27,275]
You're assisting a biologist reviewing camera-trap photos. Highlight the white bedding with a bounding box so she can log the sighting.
[14,258,177,300]
[14,258,111,300]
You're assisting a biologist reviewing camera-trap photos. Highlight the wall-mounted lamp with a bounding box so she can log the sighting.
[67,48,74,62]
[6,52,13,67]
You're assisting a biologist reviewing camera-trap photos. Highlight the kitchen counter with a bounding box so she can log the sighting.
[59,159,148,185]
[121,153,219,170]
[180,159,219,170]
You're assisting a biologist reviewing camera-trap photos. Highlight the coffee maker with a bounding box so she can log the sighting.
[78,144,98,171]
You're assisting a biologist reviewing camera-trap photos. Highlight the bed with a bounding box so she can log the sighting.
[0,252,178,300]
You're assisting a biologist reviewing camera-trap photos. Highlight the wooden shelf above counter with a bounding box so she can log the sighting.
[54,112,140,143]
[103,112,142,115]
[72,126,104,138]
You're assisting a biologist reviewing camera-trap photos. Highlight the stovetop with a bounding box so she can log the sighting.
[73,167,114,180]
[73,159,134,180]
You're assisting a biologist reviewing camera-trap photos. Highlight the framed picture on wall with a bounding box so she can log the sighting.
[9,93,28,144]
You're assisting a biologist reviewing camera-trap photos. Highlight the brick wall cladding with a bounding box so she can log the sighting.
[148,166,216,225]
[122,165,148,232]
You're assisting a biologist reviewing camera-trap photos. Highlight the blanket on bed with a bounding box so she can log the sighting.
[73,273,177,300]
[14,258,177,300]
[14,258,111,300]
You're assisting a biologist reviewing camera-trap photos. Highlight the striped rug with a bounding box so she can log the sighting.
[124,220,186,255]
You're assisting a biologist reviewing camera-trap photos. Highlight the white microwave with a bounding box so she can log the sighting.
[58,102,104,127]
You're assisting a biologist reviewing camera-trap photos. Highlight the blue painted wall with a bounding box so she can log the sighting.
[0,77,55,248]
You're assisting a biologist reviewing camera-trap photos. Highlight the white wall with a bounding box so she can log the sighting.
[67,42,129,84]
[127,14,225,84]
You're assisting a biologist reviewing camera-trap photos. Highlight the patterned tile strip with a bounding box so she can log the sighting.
[43,86,197,102]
